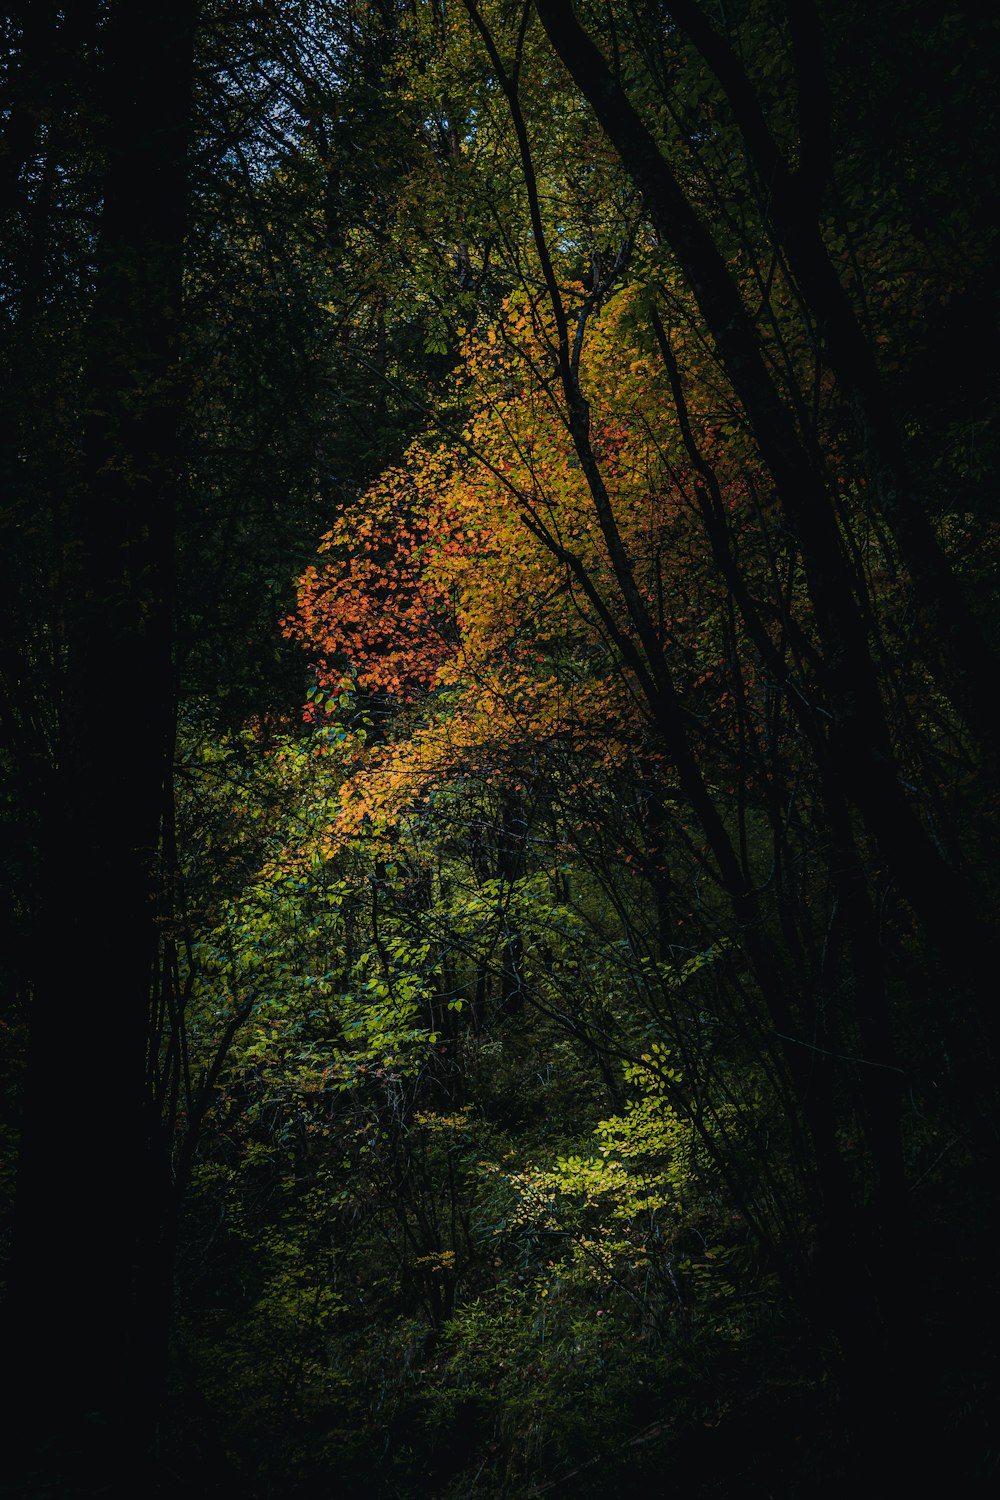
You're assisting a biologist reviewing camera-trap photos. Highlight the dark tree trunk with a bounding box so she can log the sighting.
[8,2,197,1489]
[658,0,1000,758]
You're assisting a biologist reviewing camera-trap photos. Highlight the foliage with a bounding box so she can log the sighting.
[4,2,999,1496]
[165,2,1000,1470]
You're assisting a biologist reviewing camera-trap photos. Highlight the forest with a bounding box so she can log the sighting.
[2,1,998,1495]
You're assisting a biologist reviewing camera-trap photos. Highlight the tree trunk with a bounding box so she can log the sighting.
[8,2,196,1489]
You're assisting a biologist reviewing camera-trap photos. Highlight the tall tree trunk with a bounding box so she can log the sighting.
[8,2,196,1488]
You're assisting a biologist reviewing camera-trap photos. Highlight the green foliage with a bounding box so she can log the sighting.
[6,1,996,1494]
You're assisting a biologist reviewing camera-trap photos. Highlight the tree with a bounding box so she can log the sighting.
[6,1,197,1486]
[4,2,997,1492]
[283,0,999,1472]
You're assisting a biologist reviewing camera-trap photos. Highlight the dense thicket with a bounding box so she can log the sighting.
[2,3,998,1496]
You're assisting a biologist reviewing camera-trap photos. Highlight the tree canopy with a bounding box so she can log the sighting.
[2,3,998,1495]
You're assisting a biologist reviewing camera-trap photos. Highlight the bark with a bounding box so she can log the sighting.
[8,1,197,1488]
